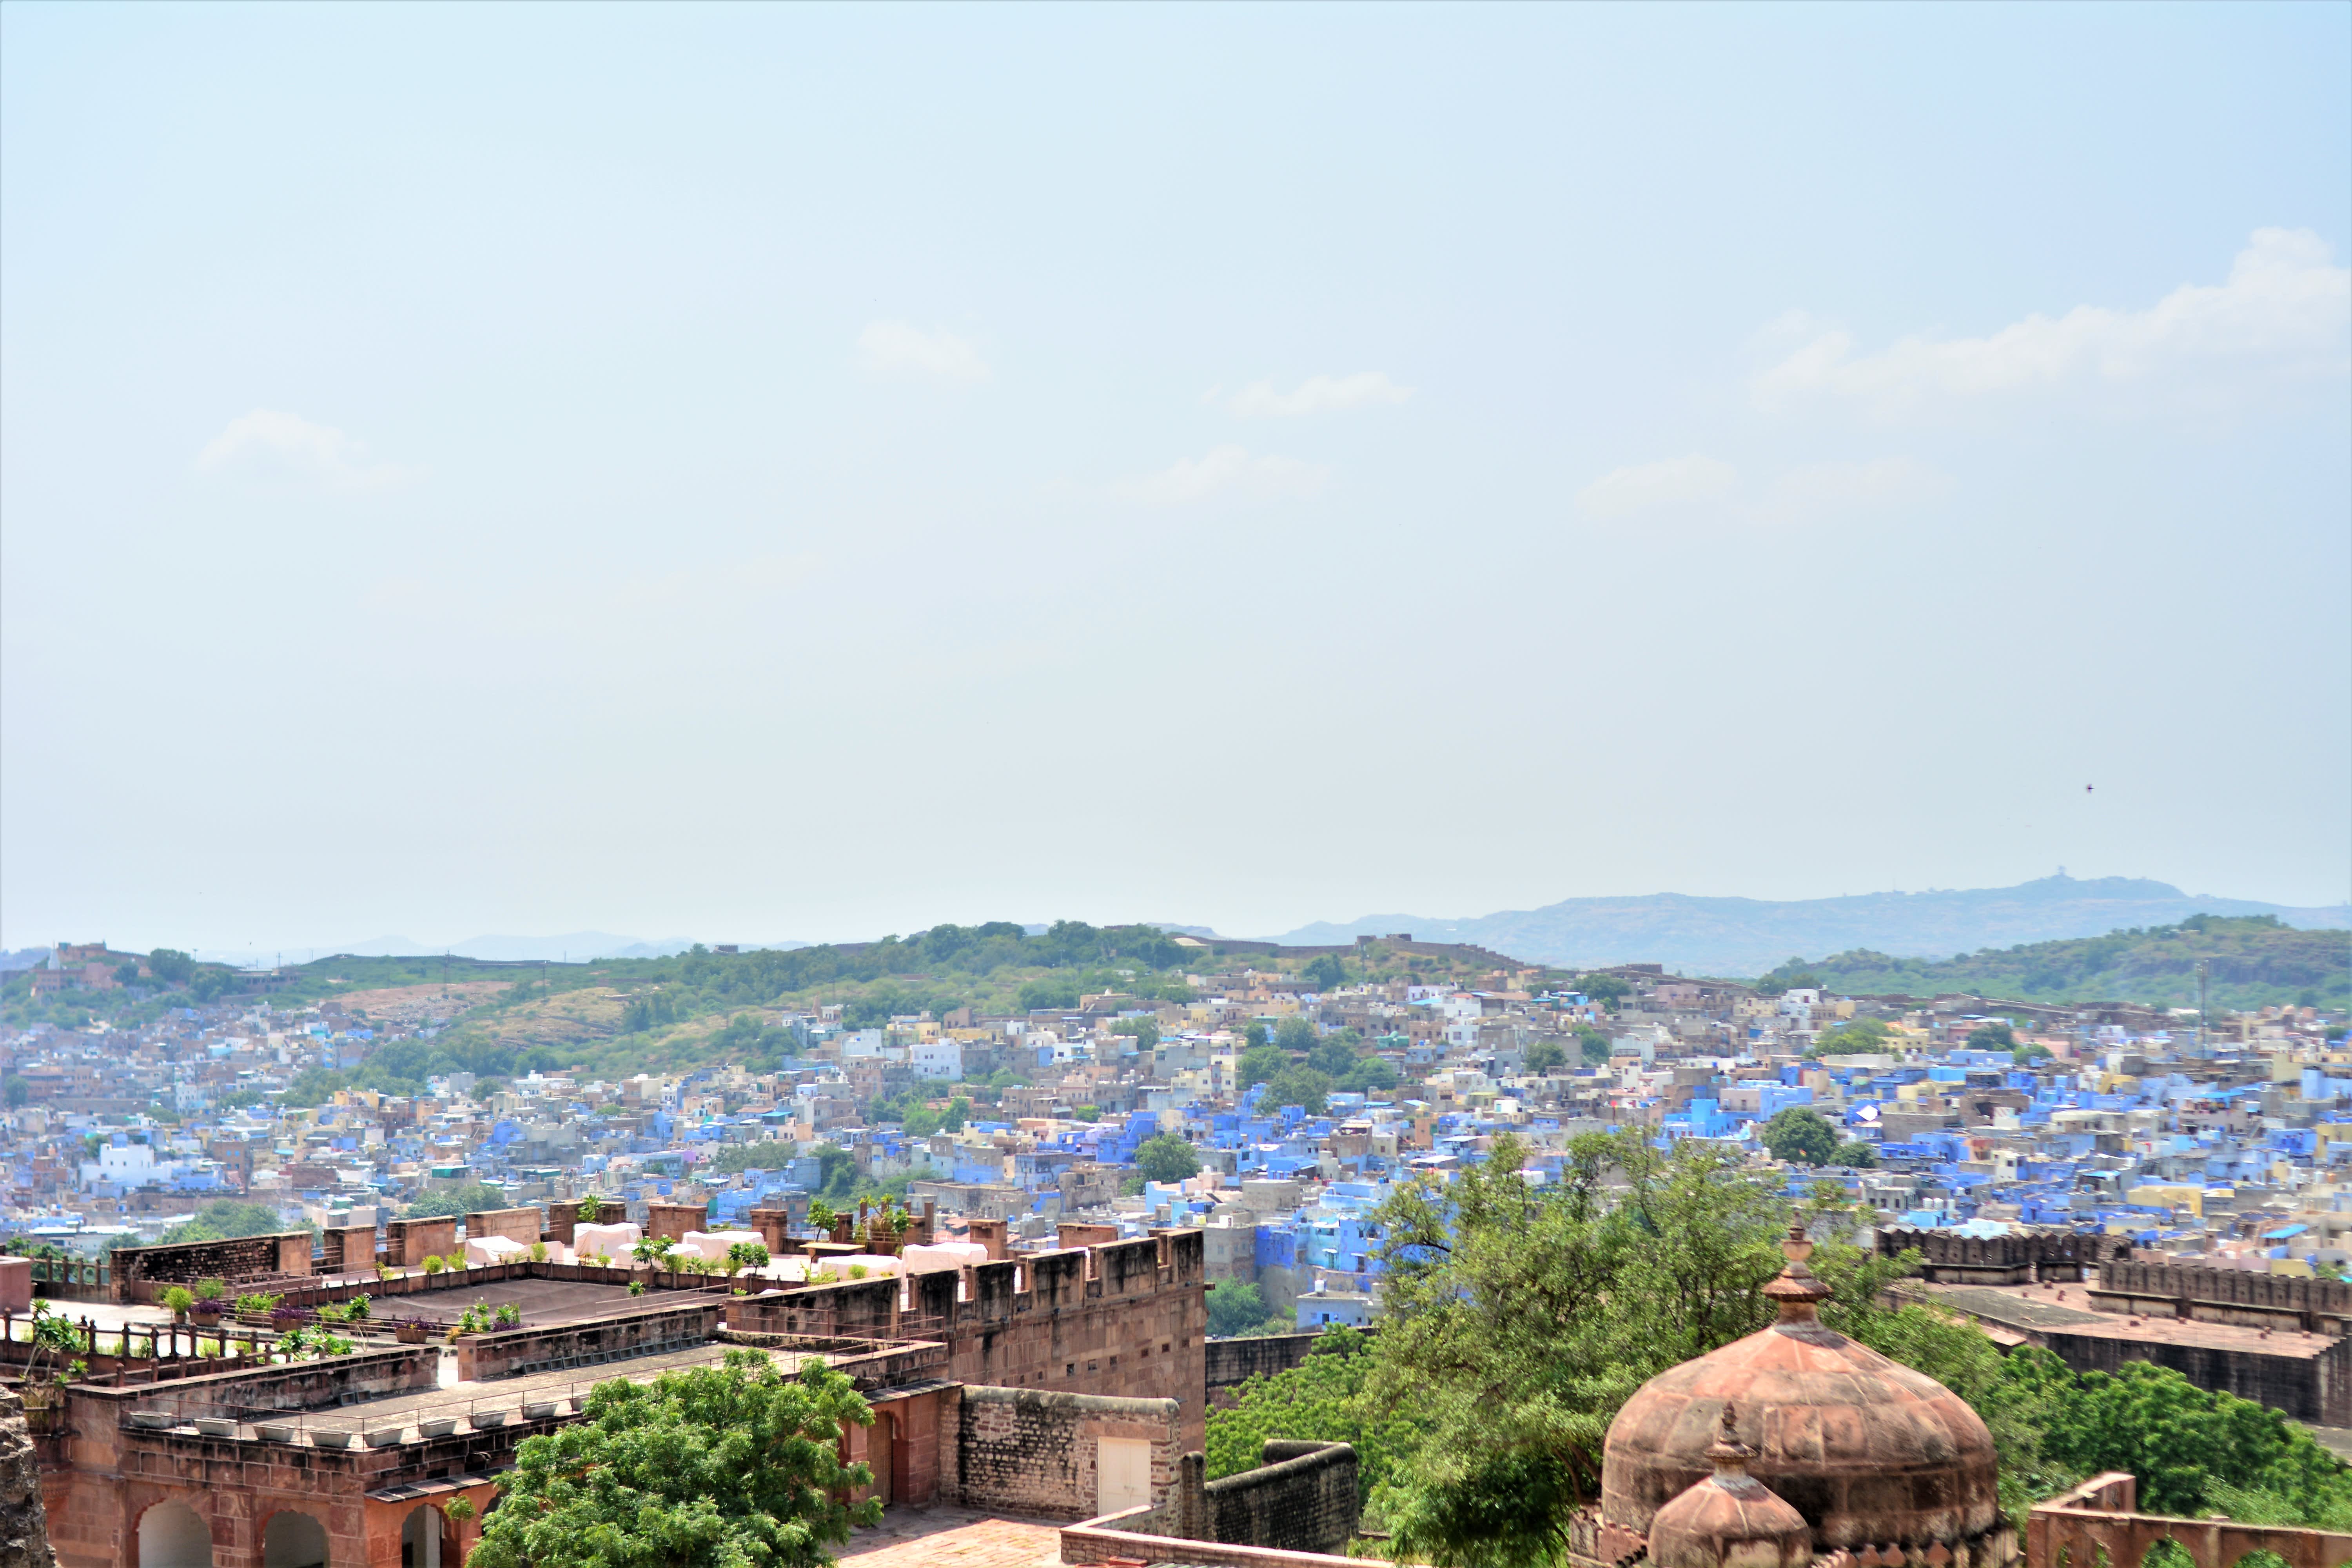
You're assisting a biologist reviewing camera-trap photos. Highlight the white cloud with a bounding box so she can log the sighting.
[1574,454,1738,518]
[1112,445,1330,506]
[1227,371,1412,417]
[1760,457,1953,519]
[194,409,409,489]
[856,319,990,384]
[1753,228,2352,416]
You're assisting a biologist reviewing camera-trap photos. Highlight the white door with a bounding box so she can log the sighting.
[1097,1437,1151,1517]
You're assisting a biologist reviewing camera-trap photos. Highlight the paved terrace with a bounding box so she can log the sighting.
[127,1333,949,1442]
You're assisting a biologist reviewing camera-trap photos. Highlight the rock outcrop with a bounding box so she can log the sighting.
[0,1385,56,1568]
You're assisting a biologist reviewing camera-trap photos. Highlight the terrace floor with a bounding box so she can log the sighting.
[839,1506,1062,1566]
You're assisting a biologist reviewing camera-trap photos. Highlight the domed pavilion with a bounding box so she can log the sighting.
[1572,1222,2019,1568]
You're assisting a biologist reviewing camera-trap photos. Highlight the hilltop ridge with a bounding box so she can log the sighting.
[1272,874,2350,977]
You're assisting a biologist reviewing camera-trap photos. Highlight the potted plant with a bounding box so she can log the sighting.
[421,1254,446,1277]
[161,1286,194,1324]
[493,1303,521,1329]
[235,1291,283,1324]
[190,1282,225,1327]
[343,1293,370,1323]
[393,1318,430,1345]
[574,1194,602,1223]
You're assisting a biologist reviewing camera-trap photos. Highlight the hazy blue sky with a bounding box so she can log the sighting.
[3,3,2346,956]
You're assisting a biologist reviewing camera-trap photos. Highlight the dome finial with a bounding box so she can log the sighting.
[1761,1213,1834,1325]
[1704,1403,1755,1476]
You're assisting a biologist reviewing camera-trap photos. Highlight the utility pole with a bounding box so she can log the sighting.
[2196,958,2209,1055]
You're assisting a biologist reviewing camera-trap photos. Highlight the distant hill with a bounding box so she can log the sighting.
[1762,915,2350,1012]
[1270,875,2352,978]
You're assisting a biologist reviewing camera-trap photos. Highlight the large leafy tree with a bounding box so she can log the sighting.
[470,1350,881,1568]
[1365,1131,1790,1566]
[1207,1327,1421,1509]
[1760,1106,1840,1165]
[1134,1133,1201,1185]
[2038,1359,2352,1520]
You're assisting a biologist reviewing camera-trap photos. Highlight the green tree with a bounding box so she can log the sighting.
[469,1350,881,1568]
[1810,1018,1893,1057]
[148,948,196,987]
[1274,1015,1317,1054]
[1134,1133,1201,1185]
[1306,1033,1361,1077]
[1260,1064,1332,1116]
[1207,1279,1274,1338]
[1237,1045,1287,1088]
[1303,955,1348,991]
[1575,1024,1612,1066]
[162,1199,297,1245]
[1243,1021,1269,1050]
[1341,1055,1400,1094]
[1368,1131,1788,1566]
[2039,1359,2352,1520]
[1576,974,1631,1010]
[938,1095,971,1132]
[1965,1021,2019,1052]
[1524,1040,1567,1074]
[403,1183,509,1220]
[3,1076,27,1109]
[1208,1327,1422,1519]
[1836,1140,1880,1169]
[1760,1106,1840,1166]
[280,1067,351,1107]
[1111,1017,1161,1051]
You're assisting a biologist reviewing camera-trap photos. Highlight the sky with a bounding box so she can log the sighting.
[2,2,2347,958]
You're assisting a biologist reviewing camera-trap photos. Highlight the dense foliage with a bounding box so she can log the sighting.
[1757,915,2348,1010]
[470,1350,880,1568]
[1196,1131,2352,1568]
[1207,1327,1423,1511]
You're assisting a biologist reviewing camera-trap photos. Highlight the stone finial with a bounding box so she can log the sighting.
[1762,1216,1833,1325]
[1705,1404,1756,1476]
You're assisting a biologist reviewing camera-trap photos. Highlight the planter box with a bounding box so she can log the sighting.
[521,1401,558,1420]
[255,1423,296,1443]
[394,1323,430,1345]
[363,1427,404,1448]
[310,1429,356,1449]
[471,1409,508,1429]
[417,1417,456,1438]
[195,1418,236,1437]
[127,1411,172,1430]
[189,1310,221,1327]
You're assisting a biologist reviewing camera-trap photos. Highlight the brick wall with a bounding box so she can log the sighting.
[111,1232,313,1296]
[1204,1440,1359,1556]
[544,1196,626,1246]
[947,1386,1180,1519]
[1206,1332,1339,1392]
[455,1302,723,1381]
[2039,1327,2352,1426]
[319,1224,377,1275]
[383,1215,456,1267]
[464,1206,543,1246]
[734,1229,1209,1450]
[2094,1261,2352,1333]
[645,1201,706,1243]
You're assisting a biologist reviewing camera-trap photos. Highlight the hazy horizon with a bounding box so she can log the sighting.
[5,5,2347,954]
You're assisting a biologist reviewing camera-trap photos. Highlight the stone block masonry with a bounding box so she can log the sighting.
[2094,1260,2352,1336]
[947,1386,1180,1519]
[455,1302,724,1381]
[1204,1440,1359,1556]
[110,1233,312,1299]
[736,1228,1210,1450]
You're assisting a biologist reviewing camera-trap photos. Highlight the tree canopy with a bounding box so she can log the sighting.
[1134,1133,1201,1186]
[1760,1106,1841,1166]
[470,1350,880,1568]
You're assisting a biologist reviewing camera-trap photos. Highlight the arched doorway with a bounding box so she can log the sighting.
[136,1500,213,1567]
[261,1509,329,1568]
[400,1503,457,1568]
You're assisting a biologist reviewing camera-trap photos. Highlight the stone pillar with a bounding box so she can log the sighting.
[1177,1450,1206,1543]
[644,1203,705,1244]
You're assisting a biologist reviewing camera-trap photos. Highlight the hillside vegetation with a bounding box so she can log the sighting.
[1757,915,2349,1011]
[296,921,1528,1093]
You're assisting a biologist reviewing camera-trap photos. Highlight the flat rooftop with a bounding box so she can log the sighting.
[1926,1282,2343,1361]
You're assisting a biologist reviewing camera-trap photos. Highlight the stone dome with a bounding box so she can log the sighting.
[1601,1224,2000,1553]
[1646,1404,1814,1568]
